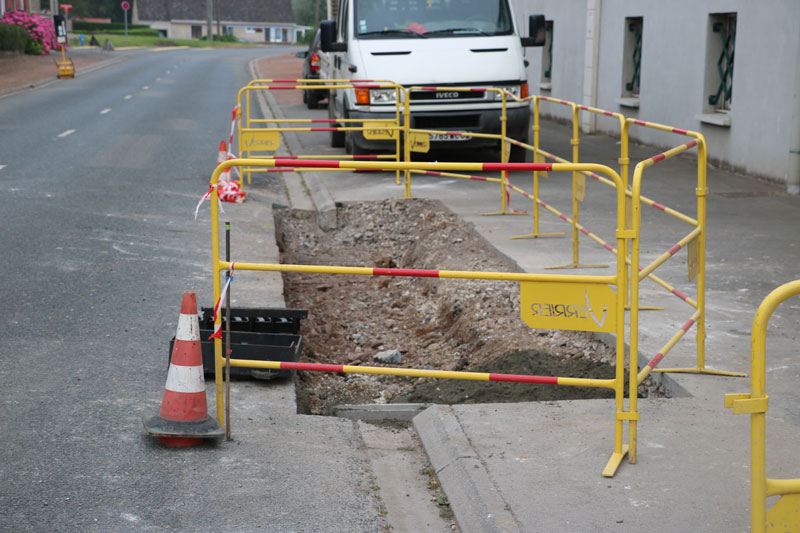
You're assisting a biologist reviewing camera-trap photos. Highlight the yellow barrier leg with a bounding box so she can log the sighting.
[510,118,565,239]
[547,106,606,269]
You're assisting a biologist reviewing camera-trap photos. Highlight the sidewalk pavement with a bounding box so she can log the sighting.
[0,47,125,97]
[253,54,800,532]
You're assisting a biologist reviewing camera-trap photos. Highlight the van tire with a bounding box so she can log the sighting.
[510,144,529,163]
[329,98,345,148]
[346,131,368,156]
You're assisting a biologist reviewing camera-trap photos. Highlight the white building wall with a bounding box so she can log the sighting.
[511,0,800,188]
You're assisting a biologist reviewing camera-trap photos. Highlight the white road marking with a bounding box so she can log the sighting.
[57,129,75,138]
[99,108,112,114]
[124,94,133,100]
[142,85,150,90]
[0,165,6,171]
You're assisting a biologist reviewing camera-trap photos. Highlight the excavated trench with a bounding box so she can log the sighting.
[275,198,667,416]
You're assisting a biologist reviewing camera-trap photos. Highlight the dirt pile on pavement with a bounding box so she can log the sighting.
[276,198,665,415]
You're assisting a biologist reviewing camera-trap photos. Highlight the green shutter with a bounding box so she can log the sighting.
[625,21,642,94]
[708,18,736,108]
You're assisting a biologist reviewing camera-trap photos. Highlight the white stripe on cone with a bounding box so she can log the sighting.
[175,312,200,342]
[165,364,206,393]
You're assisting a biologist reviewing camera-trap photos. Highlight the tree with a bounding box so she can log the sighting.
[292,0,322,27]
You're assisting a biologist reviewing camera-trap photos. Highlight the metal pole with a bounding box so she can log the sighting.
[124,9,128,43]
[224,221,232,440]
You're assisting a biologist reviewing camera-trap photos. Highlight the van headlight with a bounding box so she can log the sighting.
[370,89,398,105]
[493,84,526,100]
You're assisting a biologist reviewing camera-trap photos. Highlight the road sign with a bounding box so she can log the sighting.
[53,14,67,44]
[121,1,130,10]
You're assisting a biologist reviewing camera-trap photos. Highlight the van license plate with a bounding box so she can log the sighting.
[429,133,469,141]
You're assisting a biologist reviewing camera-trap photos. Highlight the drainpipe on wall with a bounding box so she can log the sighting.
[788,35,800,195]
[581,0,602,133]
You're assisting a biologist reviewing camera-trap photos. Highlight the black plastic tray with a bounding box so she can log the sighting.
[169,330,302,380]
[199,307,307,334]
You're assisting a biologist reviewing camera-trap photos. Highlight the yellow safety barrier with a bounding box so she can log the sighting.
[725,280,800,533]
[236,79,409,186]
[208,157,642,477]
[626,119,743,380]
[404,86,523,215]
[526,96,606,269]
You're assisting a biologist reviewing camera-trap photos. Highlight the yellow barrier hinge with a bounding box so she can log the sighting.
[616,229,636,239]
[616,410,640,421]
[571,139,580,146]
[724,393,769,414]
[618,157,630,165]
[696,187,708,197]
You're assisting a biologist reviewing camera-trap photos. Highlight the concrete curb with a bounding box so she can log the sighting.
[249,59,338,229]
[413,405,519,533]
[334,403,429,423]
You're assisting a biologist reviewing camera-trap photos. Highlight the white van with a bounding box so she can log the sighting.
[319,0,544,161]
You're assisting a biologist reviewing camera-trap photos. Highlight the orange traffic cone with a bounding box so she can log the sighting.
[217,140,227,169]
[143,291,223,447]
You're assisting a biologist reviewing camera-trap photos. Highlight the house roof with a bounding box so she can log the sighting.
[136,0,295,24]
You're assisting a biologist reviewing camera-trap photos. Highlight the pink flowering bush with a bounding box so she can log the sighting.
[1,10,60,54]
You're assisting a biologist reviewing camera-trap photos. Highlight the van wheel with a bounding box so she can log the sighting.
[509,144,529,163]
[346,131,368,156]
[329,99,345,148]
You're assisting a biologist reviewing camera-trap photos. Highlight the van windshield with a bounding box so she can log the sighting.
[355,0,513,38]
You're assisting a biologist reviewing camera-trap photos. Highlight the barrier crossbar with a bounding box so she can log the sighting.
[208,157,638,477]
[725,280,800,533]
[236,80,408,185]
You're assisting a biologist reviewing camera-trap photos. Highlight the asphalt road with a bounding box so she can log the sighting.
[0,47,384,532]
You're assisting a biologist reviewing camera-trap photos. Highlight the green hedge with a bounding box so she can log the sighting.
[73,21,152,32]
[76,27,160,37]
[0,22,28,53]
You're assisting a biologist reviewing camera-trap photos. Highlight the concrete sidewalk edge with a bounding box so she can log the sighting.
[249,59,337,229]
[0,53,127,99]
[414,405,519,533]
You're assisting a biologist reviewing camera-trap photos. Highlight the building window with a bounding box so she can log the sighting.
[540,20,553,90]
[698,12,736,126]
[620,17,642,105]
[707,13,736,110]
[191,25,202,39]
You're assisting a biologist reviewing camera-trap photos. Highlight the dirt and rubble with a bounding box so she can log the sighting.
[275,198,667,415]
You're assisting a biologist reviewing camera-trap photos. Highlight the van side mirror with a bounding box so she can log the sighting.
[521,14,546,47]
[320,20,347,52]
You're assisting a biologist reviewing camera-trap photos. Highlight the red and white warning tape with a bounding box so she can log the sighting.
[195,184,224,219]
[209,262,235,340]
